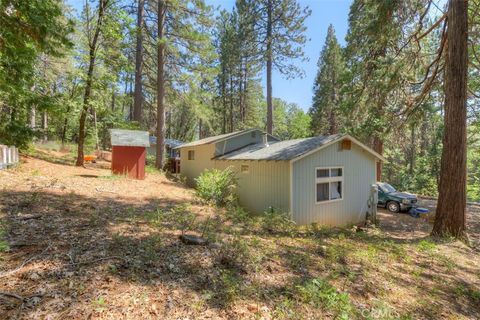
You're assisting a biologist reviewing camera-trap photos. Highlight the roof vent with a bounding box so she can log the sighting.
[262,133,269,147]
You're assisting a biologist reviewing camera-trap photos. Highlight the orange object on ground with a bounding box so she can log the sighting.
[84,155,97,162]
[111,146,146,180]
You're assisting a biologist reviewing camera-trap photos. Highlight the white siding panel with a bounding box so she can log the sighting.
[179,144,215,186]
[292,142,376,226]
[214,160,290,214]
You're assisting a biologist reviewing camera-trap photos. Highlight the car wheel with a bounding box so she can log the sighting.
[387,201,400,213]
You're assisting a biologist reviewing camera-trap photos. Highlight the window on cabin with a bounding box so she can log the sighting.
[241,165,249,173]
[315,167,343,203]
[188,150,195,160]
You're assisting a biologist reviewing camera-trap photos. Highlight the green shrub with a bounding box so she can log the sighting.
[225,206,255,225]
[295,278,353,319]
[195,167,238,207]
[261,209,297,235]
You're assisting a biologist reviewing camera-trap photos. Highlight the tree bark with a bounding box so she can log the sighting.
[111,87,116,111]
[42,111,48,142]
[230,74,234,132]
[373,137,383,181]
[92,107,99,151]
[266,0,273,134]
[155,0,166,169]
[409,125,415,175]
[29,106,36,129]
[76,0,107,166]
[133,0,144,123]
[432,0,468,238]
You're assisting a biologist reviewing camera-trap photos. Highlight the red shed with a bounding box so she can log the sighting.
[110,129,150,180]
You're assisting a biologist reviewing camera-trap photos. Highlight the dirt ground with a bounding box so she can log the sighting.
[1,154,479,319]
[377,199,480,246]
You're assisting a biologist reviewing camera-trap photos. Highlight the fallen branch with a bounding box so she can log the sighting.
[0,291,44,302]
[0,291,24,301]
[0,244,51,279]
[16,214,42,221]
[67,256,126,267]
[95,187,118,194]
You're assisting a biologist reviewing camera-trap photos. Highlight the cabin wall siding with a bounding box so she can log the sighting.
[214,160,290,214]
[292,142,376,225]
[179,144,215,186]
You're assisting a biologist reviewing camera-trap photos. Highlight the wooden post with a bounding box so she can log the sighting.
[13,146,18,163]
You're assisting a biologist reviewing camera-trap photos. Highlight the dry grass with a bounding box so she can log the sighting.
[0,150,479,319]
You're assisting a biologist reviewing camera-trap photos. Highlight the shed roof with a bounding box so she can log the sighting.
[110,129,150,147]
[177,129,277,148]
[215,134,386,162]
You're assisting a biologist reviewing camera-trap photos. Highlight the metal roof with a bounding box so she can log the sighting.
[216,134,344,161]
[149,136,183,147]
[177,129,274,148]
[178,129,252,148]
[110,129,150,147]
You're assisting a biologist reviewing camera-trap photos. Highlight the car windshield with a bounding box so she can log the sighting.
[379,183,396,193]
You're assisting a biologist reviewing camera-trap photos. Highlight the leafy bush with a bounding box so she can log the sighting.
[195,167,237,207]
[0,121,33,150]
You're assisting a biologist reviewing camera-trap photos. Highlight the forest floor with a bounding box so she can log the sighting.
[1,150,479,319]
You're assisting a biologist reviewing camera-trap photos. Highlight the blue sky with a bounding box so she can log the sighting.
[66,0,353,111]
[208,0,352,111]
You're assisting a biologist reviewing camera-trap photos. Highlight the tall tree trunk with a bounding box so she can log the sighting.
[155,0,166,169]
[42,111,48,142]
[111,87,116,111]
[373,137,383,181]
[62,83,77,146]
[29,106,36,129]
[133,0,144,123]
[329,59,338,134]
[61,106,70,146]
[76,0,107,166]
[92,107,99,151]
[243,59,249,123]
[129,73,134,120]
[409,125,415,175]
[432,0,468,238]
[230,74,234,132]
[29,84,36,130]
[122,75,128,115]
[221,66,227,134]
[266,0,273,134]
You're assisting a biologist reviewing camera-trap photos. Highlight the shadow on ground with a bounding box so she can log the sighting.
[0,189,479,319]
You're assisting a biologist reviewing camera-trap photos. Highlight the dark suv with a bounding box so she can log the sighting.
[376,182,417,213]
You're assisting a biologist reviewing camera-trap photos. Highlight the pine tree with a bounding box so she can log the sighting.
[432,0,468,238]
[309,25,344,136]
[249,0,310,134]
[214,4,262,134]
[132,0,144,123]
[343,0,422,180]
[145,0,215,169]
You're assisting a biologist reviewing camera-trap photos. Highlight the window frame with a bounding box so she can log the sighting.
[187,150,195,160]
[241,164,250,173]
[315,166,344,204]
